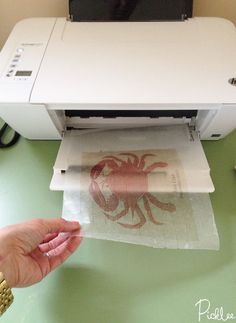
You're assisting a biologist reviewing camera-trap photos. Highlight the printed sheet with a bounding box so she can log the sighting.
[62,126,219,249]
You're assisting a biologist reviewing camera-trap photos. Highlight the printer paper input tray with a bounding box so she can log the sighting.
[50,125,214,193]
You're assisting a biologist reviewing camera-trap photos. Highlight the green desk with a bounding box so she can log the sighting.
[0,131,236,323]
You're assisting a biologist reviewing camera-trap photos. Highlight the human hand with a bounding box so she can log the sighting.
[0,218,81,288]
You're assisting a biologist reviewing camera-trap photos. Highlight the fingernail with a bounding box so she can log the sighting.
[64,219,79,224]
[70,221,81,228]
[72,221,80,225]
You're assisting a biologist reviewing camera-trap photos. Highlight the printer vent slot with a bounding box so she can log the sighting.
[65,110,197,119]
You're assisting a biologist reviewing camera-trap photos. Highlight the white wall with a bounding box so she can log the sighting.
[0,0,68,48]
[1,0,236,48]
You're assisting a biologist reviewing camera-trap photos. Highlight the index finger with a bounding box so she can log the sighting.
[37,218,80,236]
[2,218,81,255]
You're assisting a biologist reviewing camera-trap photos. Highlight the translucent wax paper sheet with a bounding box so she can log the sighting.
[62,162,219,250]
[61,126,219,249]
[63,189,219,250]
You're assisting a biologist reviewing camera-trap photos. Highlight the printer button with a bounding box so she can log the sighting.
[16,48,24,53]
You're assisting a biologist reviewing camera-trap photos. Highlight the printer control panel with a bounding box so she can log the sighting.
[2,42,46,82]
[6,47,31,80]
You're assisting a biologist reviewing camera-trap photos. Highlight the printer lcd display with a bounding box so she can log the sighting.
[15,71,32,77]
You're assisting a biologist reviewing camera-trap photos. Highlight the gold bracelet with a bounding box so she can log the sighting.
[0,272,14,315]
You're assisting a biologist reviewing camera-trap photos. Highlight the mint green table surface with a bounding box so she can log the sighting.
[0,130,236,323]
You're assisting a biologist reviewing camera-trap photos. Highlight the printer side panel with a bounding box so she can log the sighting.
[0,104,61,139]
[198,105,236,140]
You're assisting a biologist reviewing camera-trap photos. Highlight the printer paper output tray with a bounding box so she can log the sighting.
[50,125,214,193]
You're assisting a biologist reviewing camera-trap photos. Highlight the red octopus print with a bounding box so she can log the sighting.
[89,153,176,229]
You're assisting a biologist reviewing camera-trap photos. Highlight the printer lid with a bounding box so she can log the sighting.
[31,17,236,105]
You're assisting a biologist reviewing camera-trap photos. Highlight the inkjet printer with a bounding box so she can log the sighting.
[0,8,236,192]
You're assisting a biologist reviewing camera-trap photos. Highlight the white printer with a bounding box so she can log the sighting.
[0,17,236,191]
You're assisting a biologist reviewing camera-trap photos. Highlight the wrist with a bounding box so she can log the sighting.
[0,272,14,315]
[0,255,13,288]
